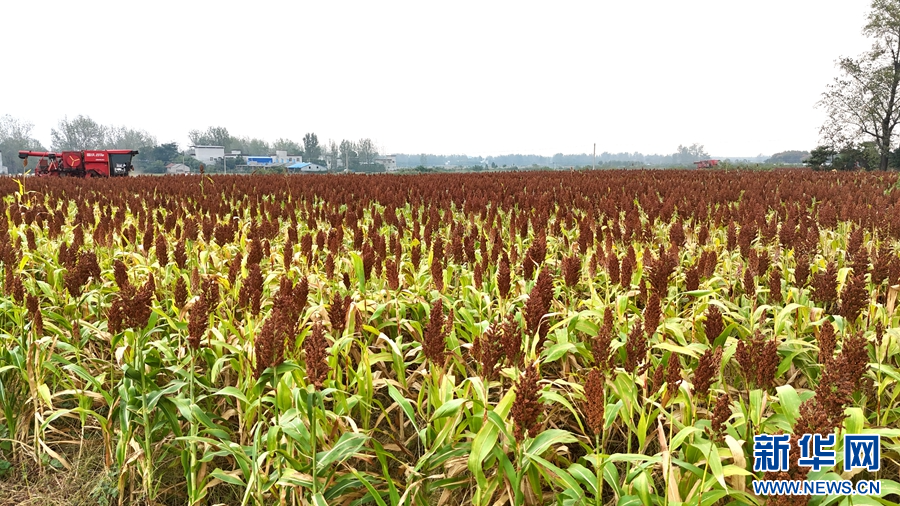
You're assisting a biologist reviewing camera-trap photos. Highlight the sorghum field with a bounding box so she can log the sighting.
[1,170,899,506]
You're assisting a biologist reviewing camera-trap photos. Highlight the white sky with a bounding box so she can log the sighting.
[2,0,875,157]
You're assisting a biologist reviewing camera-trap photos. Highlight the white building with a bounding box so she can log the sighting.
[245,150,303,166]
[166,163,191,175]
[191,145,225,163]
[375,155,397,172]
[288,162,327,173]
[0,151,7,175]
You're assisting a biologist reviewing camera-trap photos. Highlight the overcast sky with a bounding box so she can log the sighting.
[2,0,875,157]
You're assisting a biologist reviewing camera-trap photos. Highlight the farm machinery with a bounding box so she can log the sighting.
[18,149,139,177]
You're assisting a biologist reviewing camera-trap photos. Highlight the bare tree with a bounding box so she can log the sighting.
[0,115,45,173]
[357,138,374,166]
[327,140,339,172]
[339,139,356,171]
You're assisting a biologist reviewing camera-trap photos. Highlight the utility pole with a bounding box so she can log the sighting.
[592,143,596,171]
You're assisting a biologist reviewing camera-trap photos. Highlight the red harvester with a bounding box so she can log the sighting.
[18,149,139,177]
[692,159,720,169]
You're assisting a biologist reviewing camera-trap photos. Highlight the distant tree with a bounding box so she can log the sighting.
[0,115,45,174]
[673,143,709,165]
[890,145,900,167]
[148,142,180,163]
[231,136,270,156]
[105,125,156,150]
[357,138,375,166]
[273,138,303,155]
[765,150,810,164]
[814,141,881,170]
[818,0,900,170]
[841,141,881,170]
[327,140,339,172]
[339,139,358,171]
[303,133,322,163]
[807,145,835,169]
[51,115,107,150]
[419,153,428,167]
[188,126,231,150]
[139,161,168,174]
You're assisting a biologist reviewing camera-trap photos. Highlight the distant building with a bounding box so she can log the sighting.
[245,150,302,166]
[190,145,225,164]
[0,151,7,175]
[287,162,327,173]
[374,155,397,172]
[166,163,191,175]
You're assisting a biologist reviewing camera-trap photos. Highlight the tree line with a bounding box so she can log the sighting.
[400,144,717,169]
[0,115,390,174]
[2,113,742,175]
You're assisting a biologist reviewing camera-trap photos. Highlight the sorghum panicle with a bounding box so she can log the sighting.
[624,319,646,372]
[524,267,554,347]
[472,325,502,381]
[583,367,605,435]
[817,323,836,365]
[709,394,730,441]
[838,273,868,323]
[768,268,783,303]
[643,292,661,336]
[499,313,522,366]
[511,361,542,442]
[592,306,614,371]
[386,258,400,290]
[704,306,724,343]
[562,255,579,288]
[423,299,448,365]
[304,321,329,388]
[692,346,722,399]
[174,240,187,269]
[174,276,187,309]
[328,292,351,336]
[497,252,511,298]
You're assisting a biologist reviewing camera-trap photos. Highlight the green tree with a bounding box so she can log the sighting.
[273,138,303,155]
[106,125,156,150]
[673,143,709,165]
[890,145,900,167]
[188,126,231,150]
[148,143,180,162]
[765,150,811,164]
[51,115,107,150]
[303,133,322,163]
[819,0,900,170]
[231,136,270,156]
[807,145,835,169]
